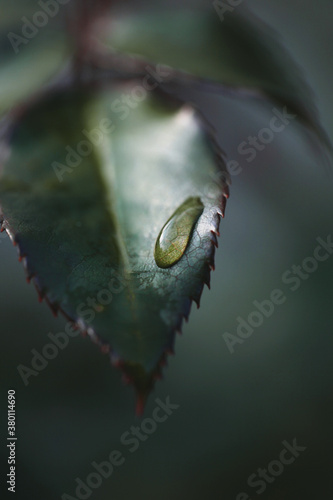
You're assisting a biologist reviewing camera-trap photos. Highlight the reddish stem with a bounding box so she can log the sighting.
[68,0,115,77]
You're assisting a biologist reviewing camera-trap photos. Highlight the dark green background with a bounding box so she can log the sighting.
[1,1,332,499]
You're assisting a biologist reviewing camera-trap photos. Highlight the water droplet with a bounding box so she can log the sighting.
[154,197,204,269]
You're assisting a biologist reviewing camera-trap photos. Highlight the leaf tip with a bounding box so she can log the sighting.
[135,393,147,417]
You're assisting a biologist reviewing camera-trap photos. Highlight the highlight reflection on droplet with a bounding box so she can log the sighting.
[154,197,204,269]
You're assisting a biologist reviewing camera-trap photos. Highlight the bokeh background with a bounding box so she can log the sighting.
[1,1,332,499]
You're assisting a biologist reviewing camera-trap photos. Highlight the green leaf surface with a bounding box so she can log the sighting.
[0,83,228,410]
[99,6,331,150]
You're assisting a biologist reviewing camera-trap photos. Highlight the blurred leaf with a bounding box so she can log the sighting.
[99,6,331,151]
[0,0,42,29]
[0,24,70,118]
[0,84,228,410]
